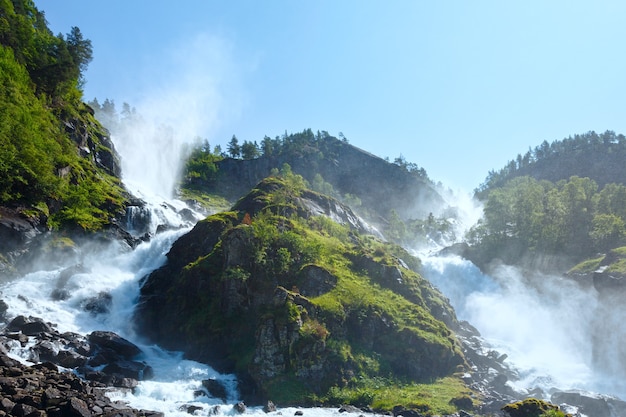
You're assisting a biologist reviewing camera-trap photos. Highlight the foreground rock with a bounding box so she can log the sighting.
[0,314,160,416]
[0,353,161,417]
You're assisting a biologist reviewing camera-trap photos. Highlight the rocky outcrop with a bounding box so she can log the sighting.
[551,390,626,417]
[62,116,121,178]
[136,177,465,404]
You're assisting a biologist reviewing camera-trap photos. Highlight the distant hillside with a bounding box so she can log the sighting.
[465,130,626,272]
[476,130,626,198]
[180,129,447,231]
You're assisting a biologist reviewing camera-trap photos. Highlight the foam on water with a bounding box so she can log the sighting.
[420,254,626,398]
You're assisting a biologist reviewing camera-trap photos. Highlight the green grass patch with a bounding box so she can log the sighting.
[178,188,231,213]
[568,255,604,275]
[321,376,476,415]
[610,246,626,257]
[606,258,626,275]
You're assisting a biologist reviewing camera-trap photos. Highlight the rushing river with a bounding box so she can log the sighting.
[1,198,374,417]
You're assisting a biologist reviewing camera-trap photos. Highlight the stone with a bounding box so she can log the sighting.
[66,397,90,417]
[11,403,37,417]
[234,402,247,413]
[6,316,55,335]
[202,378,228,402]
[263,400,277,413]
[87,331,142,359]
[82,292,113,314]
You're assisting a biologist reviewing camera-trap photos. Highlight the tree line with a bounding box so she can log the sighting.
[476,130,626,198]
[468,175,626,261]
[0,0,92,99]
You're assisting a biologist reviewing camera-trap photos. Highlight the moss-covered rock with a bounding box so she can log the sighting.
[502,398,566,417]
[136,176,466,405]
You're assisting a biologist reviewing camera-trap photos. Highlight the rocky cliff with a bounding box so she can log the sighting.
[136,176,465,404]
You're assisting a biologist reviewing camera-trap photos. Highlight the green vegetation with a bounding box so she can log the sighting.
[477,130,626,196]
[0,0,127,233]
[468,175,626,263]
[570,246,626,278]
[320,376,475,415]
[138,174,467,410]
[501,398,566,417]
[178,187,230,213]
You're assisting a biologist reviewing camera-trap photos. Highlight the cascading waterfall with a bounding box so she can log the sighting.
[421,254,626,401]
[1,198,368,416]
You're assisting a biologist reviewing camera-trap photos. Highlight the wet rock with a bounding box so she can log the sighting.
[338,404,361,413]
[263,400,277,413]
[87,331,142,359]
[234,402,247,413]
[202,378,228,402]
[82,292,113,314]
[179,404,203,414]
[551,390,626,417]
[6,316,55,335]
[103,359,151,380]
[0,300,8,321]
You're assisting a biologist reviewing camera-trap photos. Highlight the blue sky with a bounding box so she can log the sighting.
[38,1,626,191]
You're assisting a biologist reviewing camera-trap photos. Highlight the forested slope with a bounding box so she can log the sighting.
[0,0,129,268]
[468,131,626,271]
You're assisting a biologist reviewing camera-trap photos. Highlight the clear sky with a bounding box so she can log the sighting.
[37,1,626,191]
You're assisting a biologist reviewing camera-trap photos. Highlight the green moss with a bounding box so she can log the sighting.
[606,258,626,275]
[178,188,231,212]
[610,246,626,257]
[568,256,604,275]
[502,398,562,417]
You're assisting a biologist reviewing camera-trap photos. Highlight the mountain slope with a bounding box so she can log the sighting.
[136,175,465,405]
[477,130,626,197]
[182,130,446,225]
[0,0,131,270]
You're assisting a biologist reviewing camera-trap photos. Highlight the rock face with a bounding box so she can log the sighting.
[136,177,465,403]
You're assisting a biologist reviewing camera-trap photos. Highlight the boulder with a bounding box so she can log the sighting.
[202,378,228,402]
[87,331,142,359]
[0,353,158,416]
[6,315,55,335]
[296,265,337,297]
[82,292,113,314]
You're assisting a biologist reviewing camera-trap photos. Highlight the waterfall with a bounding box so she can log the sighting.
[421,254,626,400]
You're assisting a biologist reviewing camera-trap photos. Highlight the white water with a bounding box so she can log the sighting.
[421,254,626,400]
[1,195,367,416]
